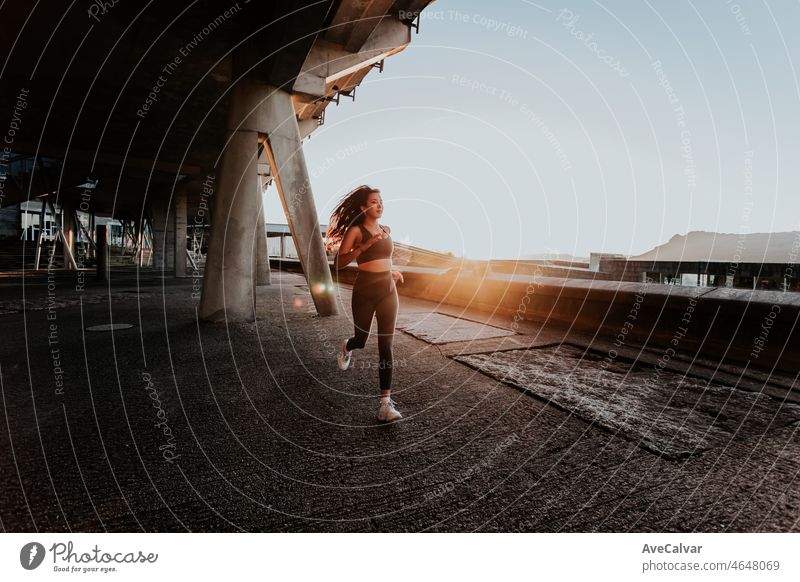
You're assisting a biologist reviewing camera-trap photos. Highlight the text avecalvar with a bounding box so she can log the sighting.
[642,543,702,554]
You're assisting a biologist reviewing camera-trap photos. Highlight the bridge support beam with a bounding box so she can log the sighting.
[61,203,76,270]
[150,196,175,273]
[199,79,335,321]
[259,84,337,316]
[173,185,188,278]
[255,198,271,286]
[198,127,260,321]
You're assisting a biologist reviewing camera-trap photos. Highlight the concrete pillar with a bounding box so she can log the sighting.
[62,204,76,270]
[256,83,337,316]
[150,197,175,273]
[96,224,108,281]
[199,79,336,320]
[174,186,188,278]
[134,217,148,267]
[198,118,260,322]
[255,200,271,285]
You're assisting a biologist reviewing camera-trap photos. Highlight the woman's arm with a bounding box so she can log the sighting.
[335,227,369,269]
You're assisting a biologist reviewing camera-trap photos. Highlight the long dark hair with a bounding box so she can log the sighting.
[325,184,380,253]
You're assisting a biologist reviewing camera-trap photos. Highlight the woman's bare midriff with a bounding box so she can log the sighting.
[358,258,392,272]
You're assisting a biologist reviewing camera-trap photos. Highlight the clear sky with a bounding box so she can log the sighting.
[263,0,800,260]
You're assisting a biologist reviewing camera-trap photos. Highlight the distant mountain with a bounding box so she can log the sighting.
[631,231,800,263]
[519,252,590,262]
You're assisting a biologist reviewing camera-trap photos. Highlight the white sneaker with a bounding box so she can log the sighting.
[377,399,402,422]
[337,338,352,370]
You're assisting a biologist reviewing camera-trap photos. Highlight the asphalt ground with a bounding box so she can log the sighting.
[0,268,798,532]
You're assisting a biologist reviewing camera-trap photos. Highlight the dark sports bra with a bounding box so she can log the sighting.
[356,224,393,264]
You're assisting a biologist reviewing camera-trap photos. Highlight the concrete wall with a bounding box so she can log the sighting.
[329,263,799,379]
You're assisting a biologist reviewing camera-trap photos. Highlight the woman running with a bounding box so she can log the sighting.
[326,185,405,422]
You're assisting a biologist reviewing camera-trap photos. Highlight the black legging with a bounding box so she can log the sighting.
[345,270,399,391]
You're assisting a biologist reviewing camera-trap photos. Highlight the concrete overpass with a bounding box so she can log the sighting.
[0,0,436,321]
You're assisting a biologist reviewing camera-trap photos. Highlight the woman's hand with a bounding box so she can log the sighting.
[391,270,404,284]
[362,230,386,250]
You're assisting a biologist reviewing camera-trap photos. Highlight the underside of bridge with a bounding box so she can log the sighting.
[0,0,435,321]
